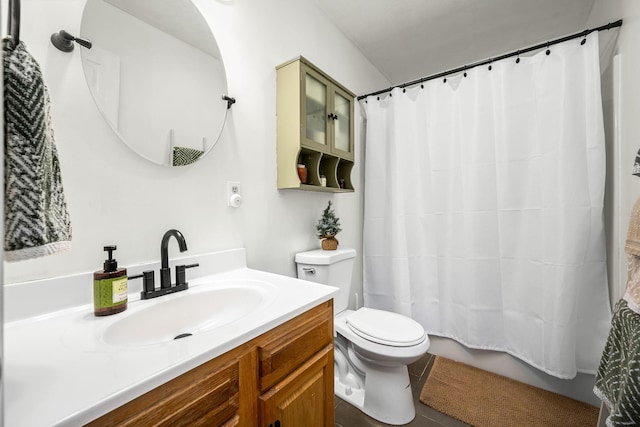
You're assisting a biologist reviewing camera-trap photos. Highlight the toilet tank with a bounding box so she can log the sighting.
[295,248,356,313]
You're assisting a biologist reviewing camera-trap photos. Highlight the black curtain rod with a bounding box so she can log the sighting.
[357,19,623,101]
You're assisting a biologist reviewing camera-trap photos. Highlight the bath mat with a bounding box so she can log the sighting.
[419,357,599,427]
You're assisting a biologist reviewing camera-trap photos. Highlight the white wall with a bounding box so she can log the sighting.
[3,0,389,317]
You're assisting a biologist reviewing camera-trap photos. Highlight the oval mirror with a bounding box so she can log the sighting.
[80,0,228,166]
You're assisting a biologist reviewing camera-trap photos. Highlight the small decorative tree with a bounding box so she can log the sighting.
[316,201,342,250]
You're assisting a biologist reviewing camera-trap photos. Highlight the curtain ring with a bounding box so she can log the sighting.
[421,84,424,89]
[488,59,493,71]
[546,43,551,56]
[581,30,588,45]
[443,76,447,83]
[516,50,520,64]
[463,66,467,78]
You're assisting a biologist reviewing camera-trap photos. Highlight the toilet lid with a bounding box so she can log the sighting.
[346,307,426,347]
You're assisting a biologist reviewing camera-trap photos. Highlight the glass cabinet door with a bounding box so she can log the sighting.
[330,86,354,160]
[333,92,350,152]
[303,70,328,150]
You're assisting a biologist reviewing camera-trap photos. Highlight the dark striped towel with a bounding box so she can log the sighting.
[594,299,640,427]
[3,42,72,261]
[172,146,203,166]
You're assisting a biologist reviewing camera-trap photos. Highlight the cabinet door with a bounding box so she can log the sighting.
[329,85,354,160]
[259,345,334,427]
[302,65,330,153]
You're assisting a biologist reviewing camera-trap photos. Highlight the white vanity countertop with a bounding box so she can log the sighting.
[4,249,337,427]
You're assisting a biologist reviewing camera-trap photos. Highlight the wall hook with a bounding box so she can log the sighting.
[222,95,236,109]
[50,30,92,52]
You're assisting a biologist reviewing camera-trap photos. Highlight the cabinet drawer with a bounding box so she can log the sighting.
[86,357,240,427]
[258,300,333,392]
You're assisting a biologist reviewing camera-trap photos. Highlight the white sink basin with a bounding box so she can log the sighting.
[101,280,276,347]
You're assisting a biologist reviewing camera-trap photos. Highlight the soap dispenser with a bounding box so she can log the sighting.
[93,245,128,316]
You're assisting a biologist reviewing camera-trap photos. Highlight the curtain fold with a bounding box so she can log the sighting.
[363,32,611,379]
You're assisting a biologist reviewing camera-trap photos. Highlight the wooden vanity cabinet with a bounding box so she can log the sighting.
[86,300,334,427]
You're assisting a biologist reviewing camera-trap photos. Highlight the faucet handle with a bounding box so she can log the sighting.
[129,270,156,298]
[175,263,199,287]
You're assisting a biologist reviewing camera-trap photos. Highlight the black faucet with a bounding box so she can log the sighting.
[160,229,188,289]
[130,229,199,300]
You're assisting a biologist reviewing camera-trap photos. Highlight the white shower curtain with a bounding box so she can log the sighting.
[362,32,611,379]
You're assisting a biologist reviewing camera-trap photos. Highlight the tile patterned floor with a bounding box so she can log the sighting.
[335,353,471,427]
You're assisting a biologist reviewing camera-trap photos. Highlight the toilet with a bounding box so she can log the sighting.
[295,248,430,425]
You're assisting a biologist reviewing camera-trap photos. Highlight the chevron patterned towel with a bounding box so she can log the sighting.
[3,42,71,261]
[594,299,640,427]
[172,146,203,166]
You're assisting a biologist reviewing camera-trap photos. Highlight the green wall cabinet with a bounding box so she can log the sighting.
[276,56,355,192]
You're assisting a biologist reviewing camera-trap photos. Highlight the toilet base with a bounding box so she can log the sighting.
[334,340,416,425]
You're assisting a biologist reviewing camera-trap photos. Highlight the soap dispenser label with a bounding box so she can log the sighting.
[93,276,128,311]
[112,277,128,303]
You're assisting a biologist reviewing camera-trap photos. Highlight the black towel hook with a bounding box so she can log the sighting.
[50,30,92,52]
[222,95,236,109]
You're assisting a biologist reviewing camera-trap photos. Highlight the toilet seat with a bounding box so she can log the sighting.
[346,307,426,347]
[334,309,431,367]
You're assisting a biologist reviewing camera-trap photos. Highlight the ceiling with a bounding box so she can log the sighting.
[313,0,597,86]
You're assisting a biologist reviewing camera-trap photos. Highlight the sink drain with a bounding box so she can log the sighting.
[174,333,193,340]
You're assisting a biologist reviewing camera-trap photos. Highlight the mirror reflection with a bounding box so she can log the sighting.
[80,0,228,166]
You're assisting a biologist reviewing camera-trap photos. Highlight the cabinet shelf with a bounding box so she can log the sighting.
[277,56,355,192]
